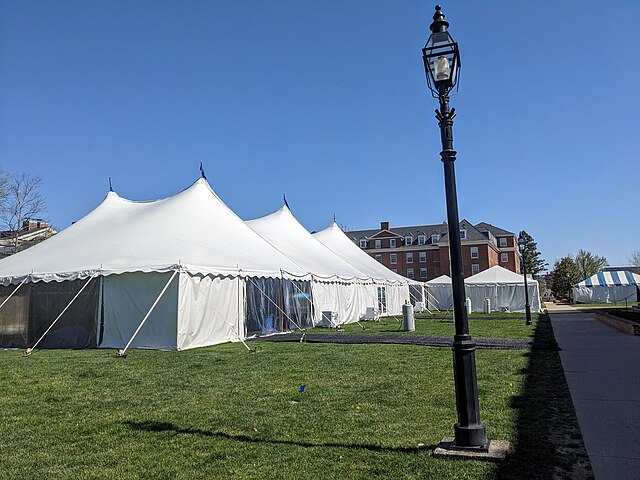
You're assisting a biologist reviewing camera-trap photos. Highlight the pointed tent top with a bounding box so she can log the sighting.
[108,176,113,192]
[199,161,207,180]
[283,193,290,210]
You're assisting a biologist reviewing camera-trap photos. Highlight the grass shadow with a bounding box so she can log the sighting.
[124,420,435,454]
[494,313,594,479]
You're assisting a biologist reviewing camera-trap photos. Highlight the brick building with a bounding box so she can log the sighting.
[347,220,521,281]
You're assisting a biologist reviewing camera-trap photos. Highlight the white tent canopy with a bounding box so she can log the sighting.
[425,275,453,311]
[0,178,306,284]
[312,223,411,315]
[573,271,640,303]
[465,266,541,313]
[245,206,379,324]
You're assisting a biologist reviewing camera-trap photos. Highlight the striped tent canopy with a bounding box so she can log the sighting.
[575,271,640,287]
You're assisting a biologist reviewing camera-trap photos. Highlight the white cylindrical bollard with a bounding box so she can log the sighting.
[484,298,491,313]
[402,303,415,331]
[465,297,472,315]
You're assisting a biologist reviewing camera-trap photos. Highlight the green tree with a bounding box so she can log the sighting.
[574,249,608,280]
[518,230,547,275]
[551,256,580,300]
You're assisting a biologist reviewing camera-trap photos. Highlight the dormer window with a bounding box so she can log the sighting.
[390,239,397,248]
[405,235,412,246]
[359,239,367,249]
[418,235,426,245]
[460,229,467,240]
[431,234,439,243]
[374,239,381,249]
[499,237,507,247]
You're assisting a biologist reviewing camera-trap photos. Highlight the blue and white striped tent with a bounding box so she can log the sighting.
[573,271,640,303]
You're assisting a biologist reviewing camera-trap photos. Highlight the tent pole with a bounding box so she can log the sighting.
[25,275,96,356]
[117,270,178,358]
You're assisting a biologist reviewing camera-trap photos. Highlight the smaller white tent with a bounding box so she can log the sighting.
[465,266,541,313]
[425,275,452,311]
[573,271,640,303]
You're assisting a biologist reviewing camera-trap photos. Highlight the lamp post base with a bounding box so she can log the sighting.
[434,438,510,462]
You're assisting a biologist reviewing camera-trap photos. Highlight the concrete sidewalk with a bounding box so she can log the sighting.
[547,302,640,479]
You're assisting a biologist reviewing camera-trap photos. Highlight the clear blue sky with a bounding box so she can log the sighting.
[1,0,639,267]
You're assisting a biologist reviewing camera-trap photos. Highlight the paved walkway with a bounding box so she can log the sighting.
[547,302,640,479]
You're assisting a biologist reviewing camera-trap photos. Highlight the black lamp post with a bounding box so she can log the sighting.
[423,5,487,449]
[518,235,532,325]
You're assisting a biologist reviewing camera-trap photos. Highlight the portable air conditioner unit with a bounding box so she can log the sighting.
[318,311,338,328]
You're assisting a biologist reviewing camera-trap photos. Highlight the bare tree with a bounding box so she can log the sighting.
[0,172,46,252]
[630,250,640,268]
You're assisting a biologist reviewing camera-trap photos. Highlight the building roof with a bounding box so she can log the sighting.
[474,222,515,237]
[348,220,515,246]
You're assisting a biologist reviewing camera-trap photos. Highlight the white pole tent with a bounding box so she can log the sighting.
[464,265,541,313]
[312,223,412,316]
[246,205,381,325]
[573,271,640,304]
[0,178,316,351]
[425,275,453,311]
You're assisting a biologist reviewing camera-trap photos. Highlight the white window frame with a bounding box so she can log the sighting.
[406,268,414,279]
[418,235,426,245]
[419,251,427,263]
[501,253,508,262]
[471,264,480,275]
[420,268,427,279]
[460,229,467,240]
[390,253,397,265]
[390,238,396,248]
[406,252,413,263]
[359,239,367,249]
[431,234,439,243]
[470,246,479,259]
[499,237,507,247]
[375,254,382,263]
[405,235,412,246]
[374,239,381,249]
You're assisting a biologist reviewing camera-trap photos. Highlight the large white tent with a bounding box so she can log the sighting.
[312,223,412,315]
[573,271,640,303]
[246,206,381,325]
[464,266,541,313]
[425,275,453,311]
[0,179,319,351]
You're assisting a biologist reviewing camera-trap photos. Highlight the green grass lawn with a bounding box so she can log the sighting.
[0,314,591,479]
[572,301,639,311]
[310,312,538,340]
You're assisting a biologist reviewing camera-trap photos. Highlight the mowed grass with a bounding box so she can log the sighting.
[0,315,590,479]
[311,312,538,340]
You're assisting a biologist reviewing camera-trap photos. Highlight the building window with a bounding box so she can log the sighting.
[375,254,382,263]
[407,268,414,279]
[419,251,427,263]
[390,253,397,265]
[499,237,507,247]
[405,235,412,246]
[420,268,427,279]
[375,239,381,249]
[390,238,396,248]
[460,229,467,240]
[406,252,413,263]
[431,234,439,243]
[470,246,479,259]
[501,253,508,262]
[418,235,426,245]
[471,264,480,275]
[359,239,367,249]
